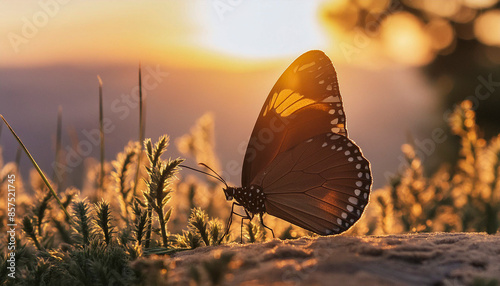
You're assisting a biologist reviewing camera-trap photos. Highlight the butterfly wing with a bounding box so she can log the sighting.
[242,50,347,187]
[252,133,372,235]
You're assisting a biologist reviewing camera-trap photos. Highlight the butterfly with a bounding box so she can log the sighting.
[185,50,372,238]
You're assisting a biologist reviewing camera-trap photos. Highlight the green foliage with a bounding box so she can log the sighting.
[94,200,115,245]
[189,207,210,246]
[356,100,500,235]
[22,216,42,251]
[143,136,184,248]
[72,200,95,246]
[131,199,149,248]
[208,218,224,246]
[244,220,266,243]
[174,207,225,249]
[175,230,203,249]
[111,141,139,223]
[33,188,52,237]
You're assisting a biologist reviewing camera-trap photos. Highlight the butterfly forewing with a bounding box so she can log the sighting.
[253,133,372,235]
[242,50,347,187]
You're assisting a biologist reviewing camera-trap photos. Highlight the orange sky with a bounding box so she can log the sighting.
[1,1,330,70]
[3,0,498,69]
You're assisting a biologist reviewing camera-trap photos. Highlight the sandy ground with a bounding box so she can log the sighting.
[136,232,500,285]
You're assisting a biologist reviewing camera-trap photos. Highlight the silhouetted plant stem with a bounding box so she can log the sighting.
[98,75,105,198]
[144,209,153,248]
[133,64,144,198]
[1,115,72,223]
[52,105,62,189]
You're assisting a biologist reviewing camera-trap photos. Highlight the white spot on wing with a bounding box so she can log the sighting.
[297,61,316,72]
[349,197,358,205]
[330,135,341,140]
[323,96,340,103]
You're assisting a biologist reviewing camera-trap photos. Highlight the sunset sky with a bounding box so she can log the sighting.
[1,0,456,188]
[1,1,329,68]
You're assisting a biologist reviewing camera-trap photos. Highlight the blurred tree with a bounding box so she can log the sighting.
[321,0,500,170]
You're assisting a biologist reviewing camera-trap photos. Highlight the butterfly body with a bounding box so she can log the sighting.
[223,186,266,215]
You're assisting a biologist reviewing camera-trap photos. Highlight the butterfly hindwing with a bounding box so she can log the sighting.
[242,50,347,187]
[253,133,372,235]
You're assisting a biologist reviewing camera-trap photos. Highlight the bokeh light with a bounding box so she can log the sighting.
[474,9,500,47]
[381,12,433,65]
[426,18,455,51]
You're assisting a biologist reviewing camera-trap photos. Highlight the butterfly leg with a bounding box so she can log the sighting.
[259,213,275,238]
[220,202,241,244]
[240,210,254,243]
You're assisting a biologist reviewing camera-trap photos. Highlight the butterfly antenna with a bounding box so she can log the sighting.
[198,163,228,187]
[179,164,228,188]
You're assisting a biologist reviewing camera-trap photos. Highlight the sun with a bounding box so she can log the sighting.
[200,1,327,59]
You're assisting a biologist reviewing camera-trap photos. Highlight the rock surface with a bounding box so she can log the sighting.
[141,232,500,285]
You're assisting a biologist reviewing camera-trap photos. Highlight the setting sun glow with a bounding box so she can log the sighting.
[202,1,326,60]
[1,1,329,70]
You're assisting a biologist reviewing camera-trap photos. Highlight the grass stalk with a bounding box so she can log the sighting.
[133,64,144,198]
[98,75,105,197]
[0,114,72,223]
[52,105,62,189]
[95,200,114,245]
[22,216,44,251]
